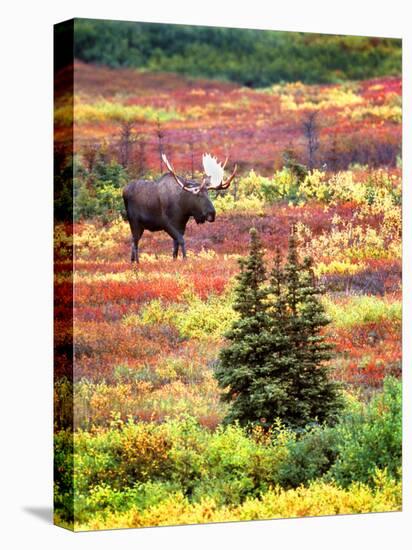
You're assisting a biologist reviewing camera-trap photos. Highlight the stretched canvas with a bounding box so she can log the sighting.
[54,18,402,531]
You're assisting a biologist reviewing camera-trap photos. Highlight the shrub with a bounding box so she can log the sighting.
[236,170,272,199]
[55,381,402,529]
[165,416,209,497]
[138,299,180,327]
[132,294,237,340]
[298,170,333,202]
[277,426,339,488]
[272,168,300,203]
[75,474,401,530]
[67,101,182,124]
[74,480,181,525]
[213,192,265,215]
[73,178,99,221]
[73,157,129,221]
[175,293,237,340]
[116,422,174,484]
[196,422,291,505]
[324,295,402,329]
[329,377,402,487]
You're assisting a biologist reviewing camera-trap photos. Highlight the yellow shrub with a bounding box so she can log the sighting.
[78,475,401,530]
[296,214,400,264]
[272,82,363,112]
[323,295,402,328]
[236,170,271,197]
[138,299,181,326]
[299,170,330,202]
[72,101,182,124]
[314,260,366,277]
[175,294,238,340]
[122,293,237,340]
[213,193,265,215]
[350,104,402,123]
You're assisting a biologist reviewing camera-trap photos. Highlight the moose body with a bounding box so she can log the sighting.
[123,154,237,261]
[123,175,216,261]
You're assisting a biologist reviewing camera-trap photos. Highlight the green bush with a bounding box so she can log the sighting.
[213,192,265,215]
[54,380,402,524]
[73,156,129,222]
[55,416,293,521]
[74,480,181,524]
[329,377,402,487]
[324,296,402,329]
[227,169,300,206]
[271,168,301,203]
[54,429,75,522]
[175,294,237,340]
[276,426,339,488]
[135,295,238,341]
[166,416,209,497]
[73,178,99,220]
[196,423,290,505]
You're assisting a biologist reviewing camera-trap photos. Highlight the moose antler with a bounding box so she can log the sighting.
[202,153,237,190]
[162,153,201,194]
[162,152,237,193]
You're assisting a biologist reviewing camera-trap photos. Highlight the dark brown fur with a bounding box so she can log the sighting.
[123,174,216,261]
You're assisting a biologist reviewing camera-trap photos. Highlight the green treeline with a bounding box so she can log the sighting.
[73,19,401,87]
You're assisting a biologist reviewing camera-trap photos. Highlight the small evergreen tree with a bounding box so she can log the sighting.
[215,227,343,430]
[215,228,273,426]
[267,229,343,428]
[282,145,308,183]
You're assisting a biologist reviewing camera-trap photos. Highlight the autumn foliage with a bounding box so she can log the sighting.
[54,62,402,531]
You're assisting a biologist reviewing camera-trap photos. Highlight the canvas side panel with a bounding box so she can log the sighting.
[54,19,75,532]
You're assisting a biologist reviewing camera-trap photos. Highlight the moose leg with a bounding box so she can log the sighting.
[180,238,187,259]
[131,238,138,262]
[173,239,179,259]
[172,235,186,259]
[130,223,144,263]
[165,226,186,259]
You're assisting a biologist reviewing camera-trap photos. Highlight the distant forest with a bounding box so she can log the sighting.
[72,19,402,87]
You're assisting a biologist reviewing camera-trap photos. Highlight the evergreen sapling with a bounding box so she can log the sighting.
[215,227,343,430]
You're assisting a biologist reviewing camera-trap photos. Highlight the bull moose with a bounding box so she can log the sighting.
[123,153,237,261]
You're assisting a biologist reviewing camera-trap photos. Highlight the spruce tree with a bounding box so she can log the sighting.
[267,229,343,428]
[215,227,343,430]
[214,228,272,426]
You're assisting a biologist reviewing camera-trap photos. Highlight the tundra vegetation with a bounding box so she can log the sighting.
[54,59,402,530]
[71,20,401,86]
